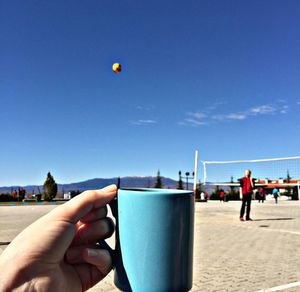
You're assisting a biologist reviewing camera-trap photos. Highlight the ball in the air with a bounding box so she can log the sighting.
[112,63,122,74]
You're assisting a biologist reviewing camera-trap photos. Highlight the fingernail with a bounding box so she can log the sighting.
[103,185,117,192]
[87,248,109,259]
[85,248,112,273]
[87,248,99,257]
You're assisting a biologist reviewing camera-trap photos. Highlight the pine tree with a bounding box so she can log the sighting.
[210,185,220,200]
[286,170,291,182]
[286,170,292,197]
[227,176,239,200]
[177,171,183,190]
[229,176,236,194]
[214,185,220,195]
[43,172,58,201]
[154,170,163,188]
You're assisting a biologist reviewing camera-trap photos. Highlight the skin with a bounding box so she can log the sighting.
[245,169,251,178]
[0,184,117,292]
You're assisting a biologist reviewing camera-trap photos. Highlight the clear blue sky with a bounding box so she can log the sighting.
[1,0,300,186]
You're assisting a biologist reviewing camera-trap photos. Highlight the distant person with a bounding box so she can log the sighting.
[12,190,17,199]
[200,192,205,200]
[18,188,26,201]
[23,188,26,199]
[239,169,255,221]
[17,188,21,202]
[258,187,265,203]
[273,188,279,204]
[204,192,208,201]
[0,185,117,291]
[219,189,225,202]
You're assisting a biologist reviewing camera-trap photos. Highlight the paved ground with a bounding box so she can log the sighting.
[1,198,300,291]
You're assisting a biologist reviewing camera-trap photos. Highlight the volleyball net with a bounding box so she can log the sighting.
[200,156,300,196]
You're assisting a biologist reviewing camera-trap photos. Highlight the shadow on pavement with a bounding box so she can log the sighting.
[253,218,294,221]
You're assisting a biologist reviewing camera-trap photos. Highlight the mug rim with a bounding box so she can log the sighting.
[118,188,194,196]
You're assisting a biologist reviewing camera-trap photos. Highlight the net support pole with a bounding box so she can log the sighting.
[193,149,199,200]
[203,162,207,186]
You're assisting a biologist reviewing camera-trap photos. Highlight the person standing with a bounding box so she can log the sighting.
[204,192,208,201]
[219,189,225,202]
[273,188,279,204]
[239,169,255,221]
[12,190,17,199]
[18,188,26,201]
[258,187,265,203]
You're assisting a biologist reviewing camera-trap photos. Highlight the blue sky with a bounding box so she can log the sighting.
[1,0,300,186]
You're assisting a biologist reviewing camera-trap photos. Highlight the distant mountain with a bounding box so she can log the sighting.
[0,176,192,194]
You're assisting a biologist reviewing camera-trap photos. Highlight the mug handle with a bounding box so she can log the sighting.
[97,196,132,291]
[97,197,118,264]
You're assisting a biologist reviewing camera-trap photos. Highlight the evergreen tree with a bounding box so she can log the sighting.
[154,170,163,188]
[214,185,220,195]
[229,176,236,195]
[177,171,183,190]
[286,170,292,196]
[43,172,58,201]
[227,176,239,201]
[209,185,220,200]
[286,170,291,182]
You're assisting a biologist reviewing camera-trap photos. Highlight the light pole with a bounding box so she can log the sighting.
[181,171,194,190]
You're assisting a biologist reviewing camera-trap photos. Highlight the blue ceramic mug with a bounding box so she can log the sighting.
[101,188,194,292]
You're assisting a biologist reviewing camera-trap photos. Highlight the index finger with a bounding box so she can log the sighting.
[50,185,117,224]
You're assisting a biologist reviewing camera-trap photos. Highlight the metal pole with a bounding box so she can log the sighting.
[117,177,121,189]
[203,162,207,186]
[185,172,190,190]
[193,150,199,199]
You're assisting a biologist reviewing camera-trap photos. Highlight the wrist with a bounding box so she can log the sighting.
[0,258,33,291]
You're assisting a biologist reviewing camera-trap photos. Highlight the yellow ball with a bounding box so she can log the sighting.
[112,63,122,74]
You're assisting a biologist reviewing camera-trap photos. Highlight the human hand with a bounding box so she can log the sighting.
[0,185,117,292]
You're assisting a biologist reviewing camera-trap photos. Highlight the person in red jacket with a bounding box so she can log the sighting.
[219,189,225,202]
[258,187,265,203]
[239,169,255,221]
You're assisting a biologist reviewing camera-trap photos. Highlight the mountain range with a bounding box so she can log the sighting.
[0,176,194,194]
